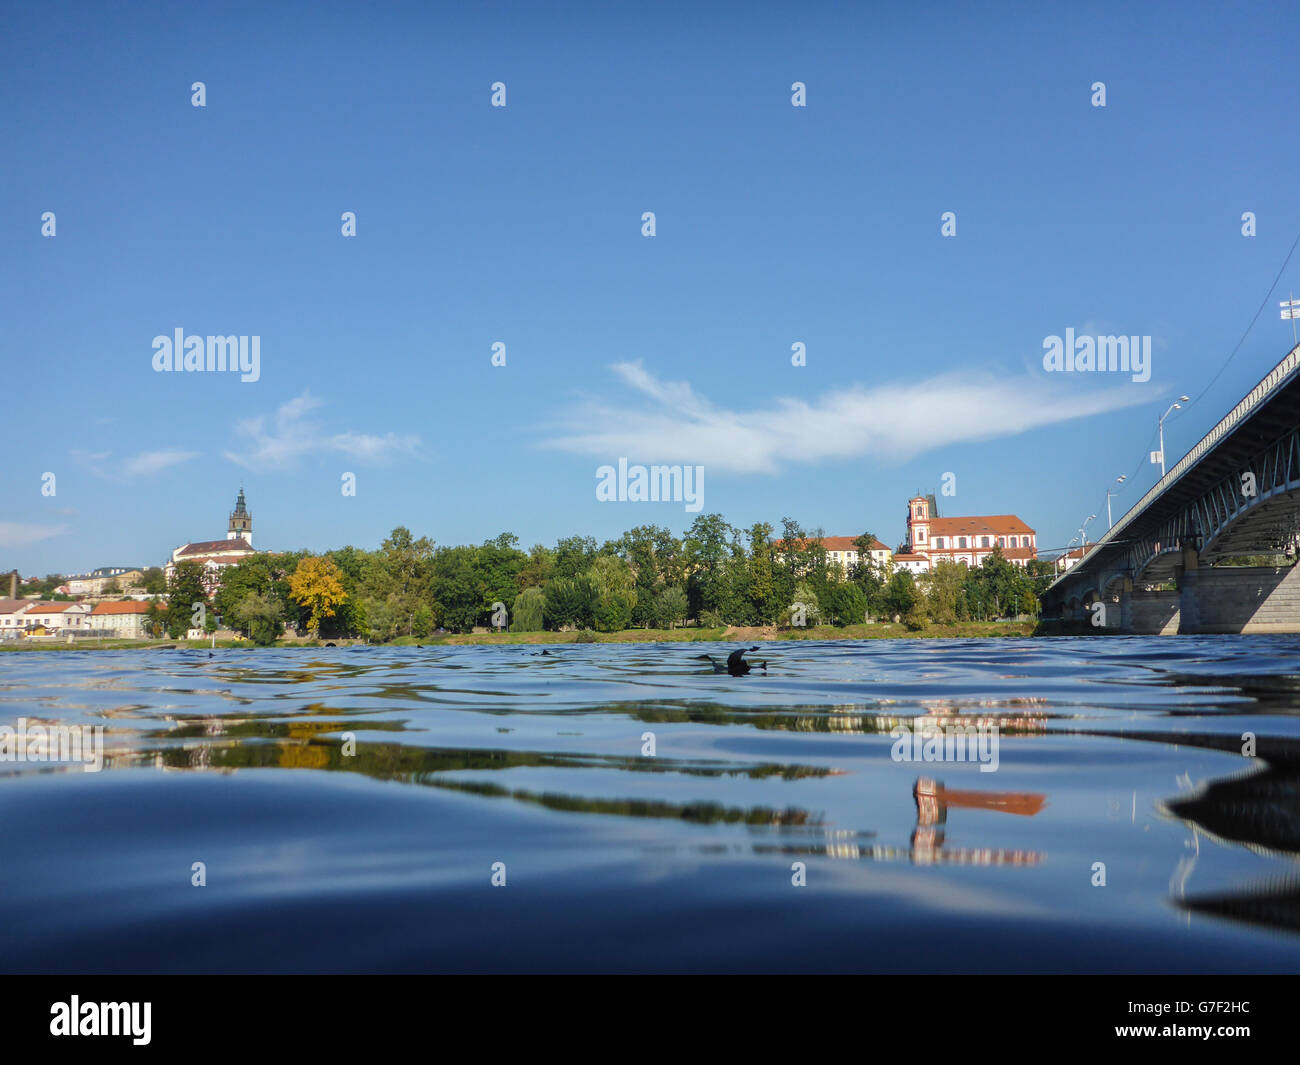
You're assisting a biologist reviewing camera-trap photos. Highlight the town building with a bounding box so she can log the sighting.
[816,536,893,572]
[773,535,893,578]
[165,488,260,594]
[901,495,1037,572]
[0,598,35,637]
[1053,544,1094,573]
[18,601,93,634]
[66,567,145,596]
[87,600,155,638]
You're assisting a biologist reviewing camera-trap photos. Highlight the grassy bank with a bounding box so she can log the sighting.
[0,619,1037,652]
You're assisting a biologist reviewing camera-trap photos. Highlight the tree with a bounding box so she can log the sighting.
[543,575,598,630]
[653,586,688,628]
[589,555,637,632]
[429,545,483,632]
[684,513,736,620]
[747,522,776,623]
[883,568,920,621]
[166,561,208,638]
[510,587,546,632]
[288,556,348,636]
[825,582,867,626]
[141,567,167,595]
[783,579,822,627]
[232,591,283,645]
[369,527,434,635]
[214,554,293,631]
[923,561,967,625]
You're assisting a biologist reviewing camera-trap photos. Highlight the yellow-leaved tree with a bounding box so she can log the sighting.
[288,556,348,637]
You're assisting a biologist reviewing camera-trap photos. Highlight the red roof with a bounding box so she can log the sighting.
[926,515,1035,537]
[177,538,254,557]
[90,601,153,615]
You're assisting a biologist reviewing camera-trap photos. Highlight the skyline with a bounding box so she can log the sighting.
[5,1,1300,573]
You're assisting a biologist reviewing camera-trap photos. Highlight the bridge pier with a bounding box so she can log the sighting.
[1176,563,1300,634]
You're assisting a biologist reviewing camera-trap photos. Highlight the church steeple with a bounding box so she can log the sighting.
[228,487,252,545]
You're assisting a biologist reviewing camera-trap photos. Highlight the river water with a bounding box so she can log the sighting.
[2,636,1299,973]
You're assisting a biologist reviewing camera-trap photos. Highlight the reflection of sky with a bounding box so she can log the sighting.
[1,637,1300,971]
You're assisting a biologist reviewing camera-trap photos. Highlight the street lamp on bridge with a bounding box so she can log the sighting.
[1079,514,1097,555]
[1106,474,1126,529]
[1152,396,1191,477]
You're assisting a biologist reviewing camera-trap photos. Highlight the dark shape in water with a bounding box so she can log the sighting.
[697,646,767,676]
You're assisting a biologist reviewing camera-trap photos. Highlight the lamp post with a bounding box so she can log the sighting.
[1079,515,1096,556]
[1106,474,1127,529]
[1282,294,1299,347]
[1153,396,1191,478]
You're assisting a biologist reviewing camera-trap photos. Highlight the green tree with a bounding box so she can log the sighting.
[883,568,920,621]
[166,561,208,638]
[589,555,637,632]
[232,591,283,645]
[653,586,689,628]
[543,575,598,630]
[825,581,867,626]
[510,587,546,632]
[923,561,967,625]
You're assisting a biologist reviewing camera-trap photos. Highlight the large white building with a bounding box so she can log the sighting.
[901,495,1038,572]
[165,488,260,594]
[87,600,154,638]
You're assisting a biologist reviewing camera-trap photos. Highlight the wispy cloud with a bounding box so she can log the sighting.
[224,391,421,471]
[123,450,198,477]
[0,521,68,548]
[541,361,1152,474]
[70,448,196,479]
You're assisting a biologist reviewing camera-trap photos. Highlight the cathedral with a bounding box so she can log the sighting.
[164,488,260,594]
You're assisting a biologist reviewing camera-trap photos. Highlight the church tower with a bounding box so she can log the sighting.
[228,487,253,545]
[907,495,930,553]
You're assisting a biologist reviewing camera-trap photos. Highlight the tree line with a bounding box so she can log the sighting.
[147,516,1055,644]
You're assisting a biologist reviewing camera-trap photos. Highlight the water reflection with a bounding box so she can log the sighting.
[5,639,1300,968]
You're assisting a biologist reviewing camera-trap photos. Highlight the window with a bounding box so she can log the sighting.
[979,536,989,548]
[958,537,968,548]
[917,530,926,542]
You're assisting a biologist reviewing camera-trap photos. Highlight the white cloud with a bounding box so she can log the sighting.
[122,450,198,477]
[224,391,421,471]
[69,448,195,479]
[0,521,68,548]
[541,361,1152,474]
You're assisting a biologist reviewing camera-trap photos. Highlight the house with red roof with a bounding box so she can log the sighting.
[88,600,155,639]
[902,495,1037,572]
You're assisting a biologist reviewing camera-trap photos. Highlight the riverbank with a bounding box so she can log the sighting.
[0,620,1036,651]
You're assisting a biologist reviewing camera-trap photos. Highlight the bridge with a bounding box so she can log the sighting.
[1041,342,1300,633]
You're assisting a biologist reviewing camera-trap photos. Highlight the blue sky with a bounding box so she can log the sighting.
[4,0,1300,574]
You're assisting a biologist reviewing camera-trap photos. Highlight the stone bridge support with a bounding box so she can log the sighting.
[1113,554,1300,634]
